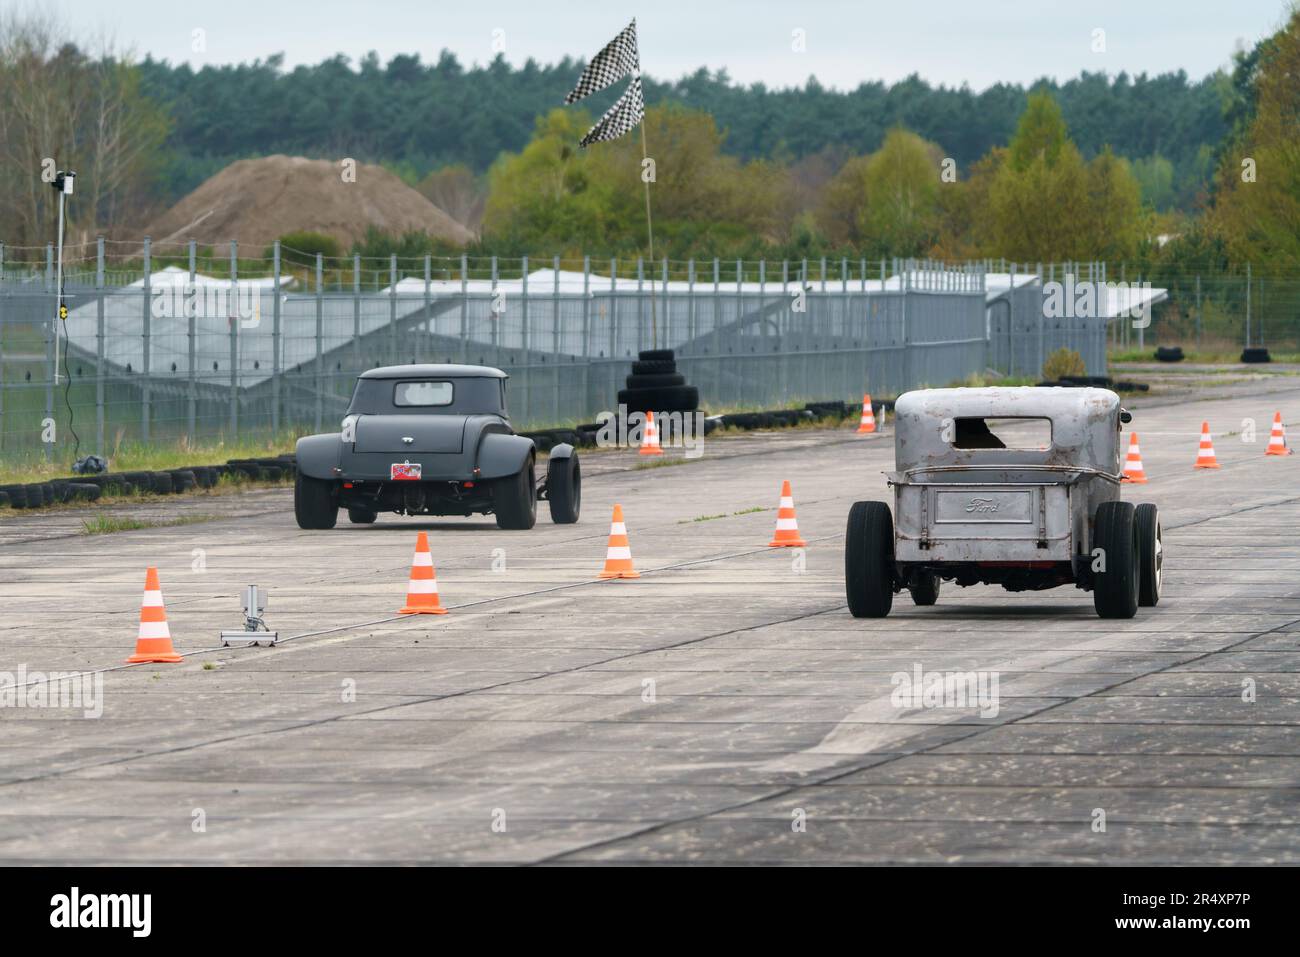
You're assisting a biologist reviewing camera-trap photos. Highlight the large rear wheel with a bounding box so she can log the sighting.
[547,455,581,524]
[494,459,537,530]
[1093,501,1139,618]
[294,473,338,529]
[845,501,895,618]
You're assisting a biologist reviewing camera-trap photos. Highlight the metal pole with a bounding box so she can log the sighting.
[521,255,530,414]
[96,237,105,456]
[272,241,281,433]
[142,238,152,445]
[353,254,362,371]
[43,243,54,462]
[552,256,560,425]
[422,254,431,363]
[315,252,324,431]
[1245,262,1252,348]
[188,239,198,439]
[229,240,238,436]
[460,254,468,363]
[390,253,399,363]
[1195,274,1202,349]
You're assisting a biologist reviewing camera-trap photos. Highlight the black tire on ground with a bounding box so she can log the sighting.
[547,454,581,524]
[909,572,941,606]
[493,458,537,530]
[845,501,895,618]
[1135,502,1162,608]
[1093,500,1139,619]
[347,506,378,524]
[149,472,174,494]
[123,471,152,491]
[260,465,284,481]
[294,473,338,529]
[617,384,700,413]
[638,349,675,361]
[0,485,27,508]
[626,372,686,389]
[50,481,73,503]
[66,483,102,502]
[24,484,47,507]
[168,469,197,492]
[1154,345,1184,362]
[0,491,9,508]
[630,359,676,376]
[1241,347,1271,364]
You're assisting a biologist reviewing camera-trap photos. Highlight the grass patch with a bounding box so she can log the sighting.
[0,431,299,485]
[677,505,771,524]
[81,513,218,535]
[632,456,694,471]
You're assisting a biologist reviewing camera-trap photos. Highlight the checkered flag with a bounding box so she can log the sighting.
[564,19,640,104]
[579,76,645,147]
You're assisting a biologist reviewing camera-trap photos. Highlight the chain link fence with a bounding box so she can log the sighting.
[12,244,1273,467]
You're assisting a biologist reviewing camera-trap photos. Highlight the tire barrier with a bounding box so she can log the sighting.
[0,455,297,510]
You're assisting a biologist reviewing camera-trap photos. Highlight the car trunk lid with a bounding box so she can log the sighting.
[352,415,465,454]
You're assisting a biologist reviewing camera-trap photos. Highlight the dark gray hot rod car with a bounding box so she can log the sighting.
[294,364,579,530]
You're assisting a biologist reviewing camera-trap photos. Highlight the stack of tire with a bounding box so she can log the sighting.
[617,349,699,415]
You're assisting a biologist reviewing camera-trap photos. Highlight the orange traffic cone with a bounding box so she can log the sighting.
[127,567,183,663]
[1121,432,1148,483]
[856,394,876,434]
[399,531,448,614]
[638,411,664,456]
[768,480,808,547]
[1194,421,1221,469]
[1265,412,1292,456]
[598,504,640,578]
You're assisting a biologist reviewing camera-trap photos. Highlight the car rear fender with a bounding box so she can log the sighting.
[477,432,535,480]
[296,433,342,480]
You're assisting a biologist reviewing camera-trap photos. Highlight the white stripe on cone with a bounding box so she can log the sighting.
[141,591,164,607]
[610,522,627,535]
[407,579,438,594]
[137,621,170,639]
[605,546,632,560]
[412,552,433,566]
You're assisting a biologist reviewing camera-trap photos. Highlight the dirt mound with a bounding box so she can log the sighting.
[145,155,475,248]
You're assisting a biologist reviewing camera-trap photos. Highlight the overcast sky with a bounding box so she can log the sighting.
[42,0,1292,89]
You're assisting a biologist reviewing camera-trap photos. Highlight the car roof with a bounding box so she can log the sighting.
[359,364,508,380]
[895,386,1120,421]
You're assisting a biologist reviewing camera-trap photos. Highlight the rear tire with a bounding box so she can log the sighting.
[347,506,378,525]
[1135,503,1161,607]
[1093,500,1138,618]
[845,501,895,618]
[494,459,537,530]
[294,473,338,529]
[547,455,581,524]
[909,572,941,606]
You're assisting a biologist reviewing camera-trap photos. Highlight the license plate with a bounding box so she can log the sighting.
[390,462,421,481]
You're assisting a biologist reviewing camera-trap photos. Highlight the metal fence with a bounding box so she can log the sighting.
[2,243,1013,462]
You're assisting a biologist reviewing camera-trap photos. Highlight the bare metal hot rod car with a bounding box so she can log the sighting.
[294,364,579,530]
[845,387,1161,619]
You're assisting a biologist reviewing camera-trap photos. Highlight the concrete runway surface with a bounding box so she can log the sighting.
[1,379,1298,864]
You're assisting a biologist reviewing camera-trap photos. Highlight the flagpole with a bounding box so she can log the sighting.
[639,116,657,349]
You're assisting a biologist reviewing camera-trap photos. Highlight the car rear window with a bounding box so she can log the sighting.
[952,417,1052,450]
[394,380,453,407]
